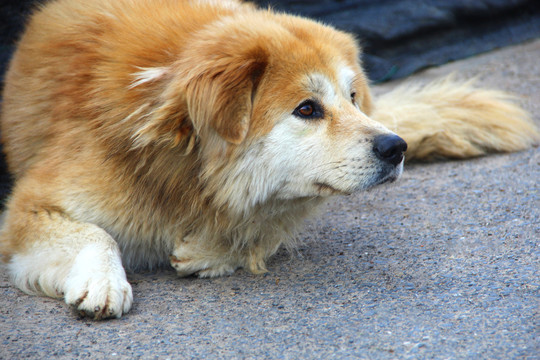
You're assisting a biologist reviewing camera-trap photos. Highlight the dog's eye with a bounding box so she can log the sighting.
[299,104,313,116]
[350,92,356,103]
[293,100,323,119]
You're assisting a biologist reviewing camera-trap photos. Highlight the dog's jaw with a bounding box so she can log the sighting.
[369,159,404,187]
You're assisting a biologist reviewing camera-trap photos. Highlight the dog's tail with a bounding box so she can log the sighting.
[372,76,540,161]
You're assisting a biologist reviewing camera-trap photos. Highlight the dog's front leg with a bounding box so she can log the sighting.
[1,207,132,319]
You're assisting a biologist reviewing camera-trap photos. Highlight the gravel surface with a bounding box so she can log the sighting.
[1,40,539,360]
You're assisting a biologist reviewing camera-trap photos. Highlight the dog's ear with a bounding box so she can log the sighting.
[181,48,268,145]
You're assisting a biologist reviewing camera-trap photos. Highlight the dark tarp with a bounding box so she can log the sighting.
[253,0,540,82]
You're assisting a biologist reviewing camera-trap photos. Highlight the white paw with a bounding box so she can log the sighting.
[64,244,133,319]
[170,254,238,278]
[195,263,238,278]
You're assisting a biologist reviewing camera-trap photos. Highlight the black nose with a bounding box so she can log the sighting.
[373,134,408,166]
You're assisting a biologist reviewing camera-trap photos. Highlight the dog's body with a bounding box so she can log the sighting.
[1,0,538,319]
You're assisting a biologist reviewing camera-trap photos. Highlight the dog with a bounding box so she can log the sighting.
[1,0,538,319]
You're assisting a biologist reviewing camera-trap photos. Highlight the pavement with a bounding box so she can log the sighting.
[1,39,539,360]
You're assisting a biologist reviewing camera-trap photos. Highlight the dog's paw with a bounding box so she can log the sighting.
[65,272,132,320]
[64,244,133,319]
[195,263,238,278]
[170,255,238,278]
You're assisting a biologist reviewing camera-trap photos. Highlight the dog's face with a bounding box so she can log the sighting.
[250,63,405,200]
[135,13,406,208]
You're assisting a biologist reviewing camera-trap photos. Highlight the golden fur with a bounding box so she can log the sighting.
[373,76,538,161]
[1,0,538,319]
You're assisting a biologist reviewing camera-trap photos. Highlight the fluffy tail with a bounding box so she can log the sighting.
[372,76,540,161]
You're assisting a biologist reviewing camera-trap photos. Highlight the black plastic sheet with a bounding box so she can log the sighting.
[254,0,540,82]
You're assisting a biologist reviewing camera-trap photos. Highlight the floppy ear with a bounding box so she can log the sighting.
[182,49,267,144]
[128,49,267,149]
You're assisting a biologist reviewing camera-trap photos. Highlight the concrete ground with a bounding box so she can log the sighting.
[1,39,539,359]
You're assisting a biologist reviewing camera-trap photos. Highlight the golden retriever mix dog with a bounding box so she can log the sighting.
[1,0,538,319]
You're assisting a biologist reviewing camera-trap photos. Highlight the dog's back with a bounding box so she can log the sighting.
[1,0,248,178]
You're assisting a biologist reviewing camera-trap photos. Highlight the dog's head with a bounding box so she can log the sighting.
[131,11,406,208]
